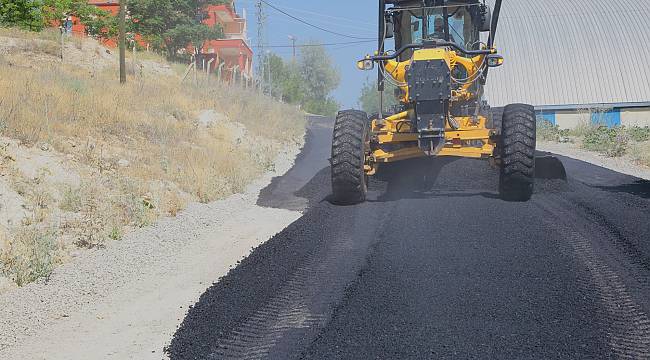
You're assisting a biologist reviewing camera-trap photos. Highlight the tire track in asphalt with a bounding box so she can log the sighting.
[169,117,650,359]
[194,202,392,360]
[207,222,370,358]
[536,195,650,358]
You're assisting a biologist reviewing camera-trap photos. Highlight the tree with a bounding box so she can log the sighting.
[264,44,341,116]
[0,0,44,31]
[298,44,340,116]
[127,0,226,59]
[0,0,114,35]
[42,0,116,37]
[358,77,399,115]
[265,52,306,104]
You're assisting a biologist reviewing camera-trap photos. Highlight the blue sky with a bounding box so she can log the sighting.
[236,0,380,108]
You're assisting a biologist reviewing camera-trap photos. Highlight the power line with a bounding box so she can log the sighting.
[241,2,375,33]
[265,14,375,35]
[259,0,375,40]
[269,4,375,27]
[252,40,375,49]
[238,0,375,27]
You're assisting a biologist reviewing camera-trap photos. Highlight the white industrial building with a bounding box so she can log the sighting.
[485,0,650,129]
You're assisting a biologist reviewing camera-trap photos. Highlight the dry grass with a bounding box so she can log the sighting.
[0,27,62,57]
[0,27,61,42]
[0,63,303,200]
[0,28,306,285]
[0,225,61,286]
[631,142,650,168]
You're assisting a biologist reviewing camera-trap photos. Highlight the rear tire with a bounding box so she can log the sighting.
[499,104,536,201]
[331,110,369,205]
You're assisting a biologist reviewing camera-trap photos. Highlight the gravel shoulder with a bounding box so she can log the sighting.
[0,141,304,360]
[538,141,650,180]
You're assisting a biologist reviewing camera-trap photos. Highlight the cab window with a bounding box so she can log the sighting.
[396,4,478,50]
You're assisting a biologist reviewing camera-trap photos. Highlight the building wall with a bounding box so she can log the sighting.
[485,0,650,108]
[200,3,252,79]
[553,111,592,130]
[621,108,650,128]
[536,107,650,129]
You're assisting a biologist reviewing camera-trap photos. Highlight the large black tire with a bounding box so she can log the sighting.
[499,104,536,201]
[331,110,369,204]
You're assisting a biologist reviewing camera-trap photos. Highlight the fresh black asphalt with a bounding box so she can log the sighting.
[167,116,650,359]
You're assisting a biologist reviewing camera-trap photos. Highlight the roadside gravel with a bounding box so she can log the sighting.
[0,140,304,360]
[538,141,650,180]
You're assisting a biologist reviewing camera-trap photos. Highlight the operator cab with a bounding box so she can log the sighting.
[388,1,487,61]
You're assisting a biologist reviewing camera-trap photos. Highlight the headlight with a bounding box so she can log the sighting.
[486,54,504,68]
[356,59,375,71]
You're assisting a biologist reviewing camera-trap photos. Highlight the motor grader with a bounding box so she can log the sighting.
[331,0,537,203]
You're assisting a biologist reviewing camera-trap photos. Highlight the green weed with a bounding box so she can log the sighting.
[1,226,58,286]
[582,126,629,157]
[626,126,650,142]
[536,120,569,142]
[59,185,83,212]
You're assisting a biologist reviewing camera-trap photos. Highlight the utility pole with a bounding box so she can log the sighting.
[60,26,64,62]
[288,35,297,62]
[266,50,272,97]
[118,0,126,84]
[255,0,266,91]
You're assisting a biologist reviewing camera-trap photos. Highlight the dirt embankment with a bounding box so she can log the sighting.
[0,143,304,359]
[0,29,305,294]
[0,26,308,359]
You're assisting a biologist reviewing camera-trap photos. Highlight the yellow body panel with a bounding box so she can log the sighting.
[372,148,426,162]
[382,48,487,103]
[438,144,494,158]
[363,46,496,171]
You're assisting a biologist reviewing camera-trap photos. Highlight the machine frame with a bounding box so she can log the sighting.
[365,0,503,169]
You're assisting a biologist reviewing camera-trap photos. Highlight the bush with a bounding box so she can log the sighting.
[631,142,650,167]
[1,226,58,286]
[626,126,650,142]
[537,120,569,142]
[582,126,629,157]
[60,185,83,212]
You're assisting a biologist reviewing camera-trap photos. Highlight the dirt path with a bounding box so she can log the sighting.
[0,141,304,360]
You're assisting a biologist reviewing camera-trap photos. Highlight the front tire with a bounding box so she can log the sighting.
[331,110,369,204]
[499,104,536,201]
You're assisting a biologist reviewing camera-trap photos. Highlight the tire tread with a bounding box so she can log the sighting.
[331,110,368,204]
[499,103,536,201]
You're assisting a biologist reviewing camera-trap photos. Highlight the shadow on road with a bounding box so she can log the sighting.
[595,179,650,199]
[324,155,570,204]
[369,157,502,202]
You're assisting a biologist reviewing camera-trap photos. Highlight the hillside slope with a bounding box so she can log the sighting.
[0,28,305,290]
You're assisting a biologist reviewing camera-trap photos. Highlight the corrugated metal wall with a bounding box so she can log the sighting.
[484,0,650,107]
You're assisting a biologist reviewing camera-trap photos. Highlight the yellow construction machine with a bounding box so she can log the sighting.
[331,0,537,203]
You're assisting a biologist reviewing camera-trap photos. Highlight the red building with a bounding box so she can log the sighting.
[61,1,253,83]
[88,0,120,15]
[88,1,121,47]
[57,1,117,35]
[200,2,253,83]
[61,1,123,47]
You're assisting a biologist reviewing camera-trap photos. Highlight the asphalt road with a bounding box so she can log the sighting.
[168,116,650,359]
